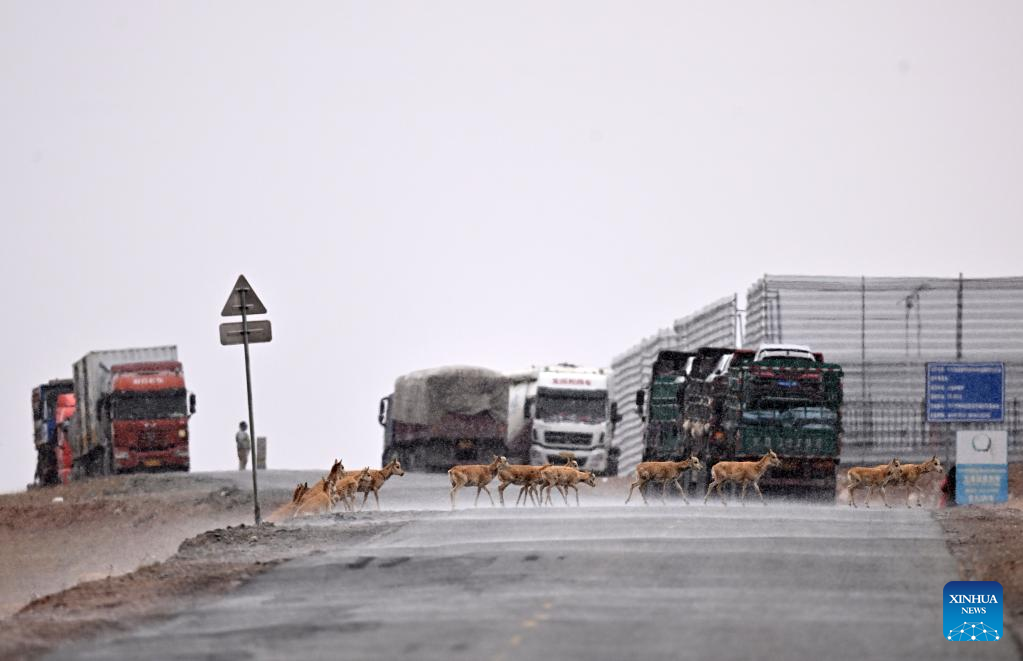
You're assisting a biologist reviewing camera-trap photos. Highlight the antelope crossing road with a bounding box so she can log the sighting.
[54,475,1018,661]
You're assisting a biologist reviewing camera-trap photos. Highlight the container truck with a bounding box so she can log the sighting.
[69,346,197,477]
[30,379,75,486]
[379,366,509,472]
[510,364,621,475]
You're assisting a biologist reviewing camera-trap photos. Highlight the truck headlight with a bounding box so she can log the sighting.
[178,429,188,439]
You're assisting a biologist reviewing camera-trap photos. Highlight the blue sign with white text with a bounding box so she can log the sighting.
[926,363,1004,422]
[944,581,1003,642]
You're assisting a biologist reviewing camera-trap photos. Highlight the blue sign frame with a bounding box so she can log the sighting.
[926,363,1004,423]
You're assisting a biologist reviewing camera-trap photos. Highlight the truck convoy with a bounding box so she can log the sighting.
[635,343,844,499]
[379,366,509,472]
[508,364,621,475]
[31,346,197,484]
[381,363,620,474]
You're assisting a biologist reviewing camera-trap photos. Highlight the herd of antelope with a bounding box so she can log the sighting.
[269,456,406,521]
[271,450,945,519]
[845,454,944,508]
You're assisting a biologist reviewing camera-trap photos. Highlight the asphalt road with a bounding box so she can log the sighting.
[52,474,1019,661]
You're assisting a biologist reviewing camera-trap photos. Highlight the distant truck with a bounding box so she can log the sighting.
[508,364,621,475]
[30,379,75,486]
[379,366,509,472]
[55,393,76,484]
[633,351,695,463]
[715,344,843,499]
[69,346,197,477]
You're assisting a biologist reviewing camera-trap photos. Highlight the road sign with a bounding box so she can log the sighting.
[926,362,1004,423]
[221,275,267,316]
[956,430,1008,505]
[219,319,272,346]
[220,274,270,525]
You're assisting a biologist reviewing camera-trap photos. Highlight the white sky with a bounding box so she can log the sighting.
[2,2,1021,492]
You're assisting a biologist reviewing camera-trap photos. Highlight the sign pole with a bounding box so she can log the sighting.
[241,288,262,525]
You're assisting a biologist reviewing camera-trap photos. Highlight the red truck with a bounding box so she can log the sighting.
[70,347,196,477]
[55,393,76,484]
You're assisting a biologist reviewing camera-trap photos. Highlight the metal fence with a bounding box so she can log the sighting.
[842,399,1023,463]
[743,275,1023,462]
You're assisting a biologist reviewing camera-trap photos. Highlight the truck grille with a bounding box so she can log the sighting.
[544,432,593,447]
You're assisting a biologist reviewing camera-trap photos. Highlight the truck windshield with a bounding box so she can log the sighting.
[109,391,188,420]
[536,389,607,423]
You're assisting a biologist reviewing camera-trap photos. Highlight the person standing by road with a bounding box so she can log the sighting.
[235,421,251,470]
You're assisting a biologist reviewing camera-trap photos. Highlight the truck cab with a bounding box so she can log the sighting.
[526,365,619,474]
[106,361,195,472]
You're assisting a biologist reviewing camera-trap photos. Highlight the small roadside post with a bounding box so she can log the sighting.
[220,275,272,524]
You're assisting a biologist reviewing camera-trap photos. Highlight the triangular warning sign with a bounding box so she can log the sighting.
[221,275,268,317]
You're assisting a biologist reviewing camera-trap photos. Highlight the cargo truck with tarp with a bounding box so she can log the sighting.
[379,366,509,472]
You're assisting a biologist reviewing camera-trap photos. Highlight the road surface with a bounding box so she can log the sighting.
[52,474,1019,660]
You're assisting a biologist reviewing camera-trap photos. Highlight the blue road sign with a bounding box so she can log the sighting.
[926,363,1004,423]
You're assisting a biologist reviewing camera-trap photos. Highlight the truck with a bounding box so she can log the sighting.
[69,346,197,477]
[510,364,621,475]
[30,379,75,486]
[709,343,844,500]
[632,351,695,463]
[54,393,77,484]
[379,366,509,472]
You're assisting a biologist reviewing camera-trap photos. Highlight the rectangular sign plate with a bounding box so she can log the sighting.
[926,362,1004,423]
[956,430,1008,505]
[219,320,273,346]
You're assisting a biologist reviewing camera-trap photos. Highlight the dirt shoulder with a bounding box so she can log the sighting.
[935,463,1023,649]
[0,516,394,660]
[0,472,299,618]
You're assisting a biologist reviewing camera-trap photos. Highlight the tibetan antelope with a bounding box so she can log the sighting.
[893,455,943,507]
[448,456,509,510]
[845,458,901,508]
[329,467,373,512]
[538,465,597,506]
[703,450,781,506]
[350,457,406,510]
[625,456,704,505]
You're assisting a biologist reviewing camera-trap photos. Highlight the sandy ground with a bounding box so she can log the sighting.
[0,472,294,618]
[936,463,1023,647]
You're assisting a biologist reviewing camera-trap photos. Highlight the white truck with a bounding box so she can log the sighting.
[507,364,621,475]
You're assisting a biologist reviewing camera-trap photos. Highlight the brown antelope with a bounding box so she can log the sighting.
[892,455,943,507]
[448,455,509,509]
[845,458,901,508]
[293,474,336,517]
[538,465,597,506]
[329,467,373,512]
[497,464,547,507]
[349,457,406,510]
[625,457,704,505]
[267,481,311,522]
[499,458,578,507]
[703,450,781,506]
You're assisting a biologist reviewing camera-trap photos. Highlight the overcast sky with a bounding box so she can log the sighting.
[2,2,1021,492]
